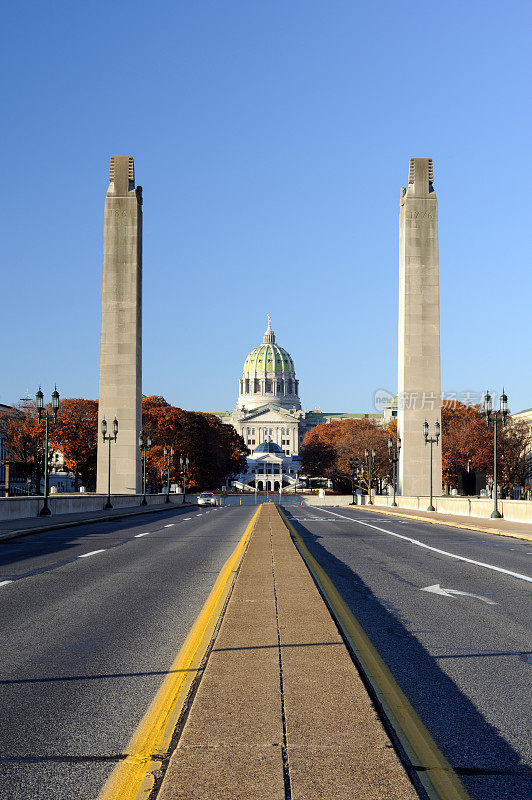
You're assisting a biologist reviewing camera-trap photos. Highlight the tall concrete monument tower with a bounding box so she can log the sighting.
[96,156,142,494]
[397,158,442,497]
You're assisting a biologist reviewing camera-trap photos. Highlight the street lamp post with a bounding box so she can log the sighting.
[179,455,190,502]
[484,389,508,519]
[36,386,60,516]
[387,437,401,507]
[163,445,174,503]
[101,416,118,509]
[423,420,440,512]
[139,432,152,505]
[348,457,359,505]
[364,448,376,505]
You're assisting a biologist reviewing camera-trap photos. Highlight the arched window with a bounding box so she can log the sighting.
[287,379,293,394]
[245,379,250,393]
[265,379,272,392]
[254,379,260,393]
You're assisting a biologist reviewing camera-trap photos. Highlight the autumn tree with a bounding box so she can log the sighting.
[436,401,531,493]
[497,419,530,493]
[0,404,47,489]
[440,402,492,488]
[141,396,248,491]
[49,399,99,489]
[301,418,393,492]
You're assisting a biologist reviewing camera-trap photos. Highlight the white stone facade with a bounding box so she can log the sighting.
[223,319,312,489]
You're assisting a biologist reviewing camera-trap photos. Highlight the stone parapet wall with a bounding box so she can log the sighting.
[0,493,184,521]
[297,494,532,523]
[371,495,532,524]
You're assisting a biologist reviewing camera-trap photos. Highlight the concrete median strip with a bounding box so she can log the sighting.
[157,503,438,800]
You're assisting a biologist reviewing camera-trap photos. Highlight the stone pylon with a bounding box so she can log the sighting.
[96,156,142,494]
[397,158,442,497]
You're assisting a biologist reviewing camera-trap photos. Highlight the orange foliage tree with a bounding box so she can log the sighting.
[497,419,530,493]
[49,399,99,489]
[0,400,99,490]
[141,397,248,491]
[0,404,52,490]
[428,401,530,493]
[440,402,492,488]
[301,418,394,492]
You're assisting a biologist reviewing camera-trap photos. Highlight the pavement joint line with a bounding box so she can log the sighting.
[276,505,472,800]
[319,508,532,584]
[96,505,261,800]
[0,503,195,543]
[343,504,532,541]
[269,518,293,799]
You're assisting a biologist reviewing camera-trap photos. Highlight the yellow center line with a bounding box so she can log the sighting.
[97,505,262,800]
[277,506,472,800]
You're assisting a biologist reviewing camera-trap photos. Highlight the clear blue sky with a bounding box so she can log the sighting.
[1,1,530,414]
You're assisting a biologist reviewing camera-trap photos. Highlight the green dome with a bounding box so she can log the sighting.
[244,343,294,374]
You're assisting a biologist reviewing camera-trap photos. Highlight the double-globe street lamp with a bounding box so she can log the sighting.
[139,432,152,505]
[387,436,401,507]
[348,457,359,505]
[180,454,190,501]
[101,416,118,510]
[364,448,376,505]
[423,420,440,512]
[36,386,60,516]
[484,389,508,519]
[163,445,174,503]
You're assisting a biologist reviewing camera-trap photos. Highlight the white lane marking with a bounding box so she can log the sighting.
[318,508,532,584]
[164,524,174,528]
[134,532,151,538]
[421,584,497,604]
[0,580,14,587]
[183,517,192,520]
[196,514,203,517]
[78,549,106,558]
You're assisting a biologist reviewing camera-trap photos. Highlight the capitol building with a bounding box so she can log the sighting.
[219,317,380,491]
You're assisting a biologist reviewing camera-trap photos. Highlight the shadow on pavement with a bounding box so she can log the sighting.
[288,517,532,800]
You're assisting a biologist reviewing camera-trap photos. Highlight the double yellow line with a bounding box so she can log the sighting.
[98,505,261,800]
[277,507,472,800]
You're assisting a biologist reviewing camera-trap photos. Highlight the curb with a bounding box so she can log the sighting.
[340,505,532,541]
[0,502,194,543]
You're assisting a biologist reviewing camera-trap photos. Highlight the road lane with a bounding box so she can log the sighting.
[283,506,532,800]
[0,505,255,800]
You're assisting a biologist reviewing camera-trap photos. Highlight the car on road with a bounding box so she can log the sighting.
[198,492,217,506]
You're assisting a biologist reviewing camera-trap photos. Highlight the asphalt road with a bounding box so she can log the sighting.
[0,504,255,800]
[283,505,532,800]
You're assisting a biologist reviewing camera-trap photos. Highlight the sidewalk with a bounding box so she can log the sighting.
[158,503,420,800]
[355,503,532,541]
[0,500,188,543]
